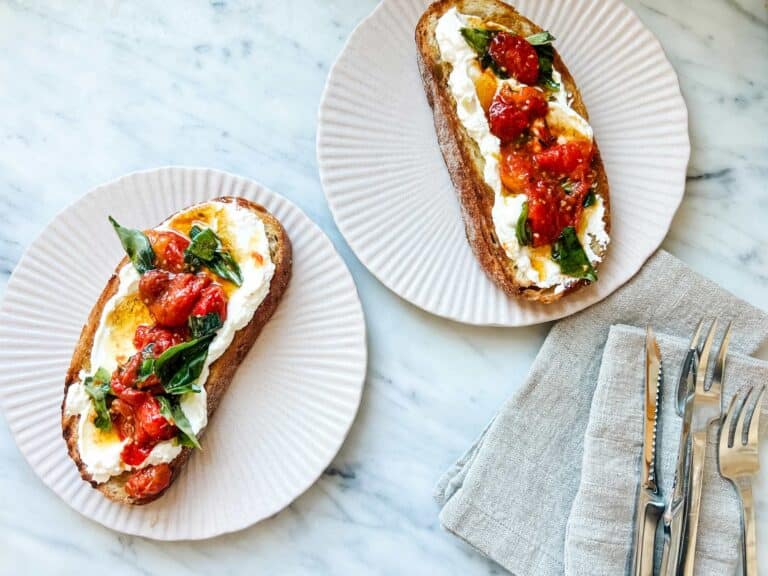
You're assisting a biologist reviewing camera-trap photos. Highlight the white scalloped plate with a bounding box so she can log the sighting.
[318,0,689,326]
[0,167,366,540]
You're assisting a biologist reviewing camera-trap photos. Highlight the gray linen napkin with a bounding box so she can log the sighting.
[435,250,768,575]
[565,324,768,575]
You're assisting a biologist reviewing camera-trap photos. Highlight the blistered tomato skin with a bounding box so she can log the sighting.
[133,325,188,356]
[488,32,540,85]
[124,464,173,499]
[191,284,228,322]
[534,142,593,176]
[501,139,595,247]
[489,86,548,144]
[145,230,190,273]
[139,270,211,328]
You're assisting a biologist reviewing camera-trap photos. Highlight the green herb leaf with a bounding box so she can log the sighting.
[184,226,243,286]
[525,31,555,46]
[551,226,597,282]
[188,312,223,339]
[515,201,532,246]
[154,335,215,395]
[561,179,575,195]
[83,367,113,431]
[109,217,156,274]
[460,27,494,55]
[186,227,219,262]
[157,396,201,450]
[532,43,559,90]
[209,251,243,285]
[583,191,596,208]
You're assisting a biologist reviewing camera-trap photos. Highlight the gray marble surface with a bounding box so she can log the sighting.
[0,0,766,574]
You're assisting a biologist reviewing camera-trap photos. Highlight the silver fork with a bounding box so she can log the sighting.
[682,320,732,575]
[719,385,766,576]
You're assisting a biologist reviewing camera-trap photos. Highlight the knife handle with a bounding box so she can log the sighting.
[632,495,660,576]
[682,430,708,576]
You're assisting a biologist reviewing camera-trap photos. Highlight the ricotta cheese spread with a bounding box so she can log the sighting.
[65,201,275,483]
[435,8,609,290]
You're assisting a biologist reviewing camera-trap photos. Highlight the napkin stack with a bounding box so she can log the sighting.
[435,251,768,575]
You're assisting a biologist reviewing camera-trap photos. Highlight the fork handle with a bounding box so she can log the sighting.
[682,430,708,576]
[737,480,757,576]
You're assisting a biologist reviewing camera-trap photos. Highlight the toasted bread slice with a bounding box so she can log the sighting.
[61,197,292,505]
[416,0,610,303]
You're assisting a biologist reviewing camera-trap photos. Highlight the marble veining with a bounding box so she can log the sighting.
[0,0,766,574]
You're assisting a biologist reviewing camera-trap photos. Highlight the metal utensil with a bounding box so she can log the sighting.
[659,321,703,575]
[631,327,665,576]
[682,320,731,575]
[719,385,766,576]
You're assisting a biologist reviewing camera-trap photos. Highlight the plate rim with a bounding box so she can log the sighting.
[317,0,690,327]
[0,165,368,540]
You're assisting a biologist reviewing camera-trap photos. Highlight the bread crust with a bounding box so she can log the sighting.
[416,0,611,303]
[61,197,292,505]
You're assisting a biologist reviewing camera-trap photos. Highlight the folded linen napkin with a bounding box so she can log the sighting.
[565,324,768,575]
[435,251,768,575]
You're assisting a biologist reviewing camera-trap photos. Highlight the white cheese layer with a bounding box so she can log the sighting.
[435,8,609,289]
[65,201,275,483]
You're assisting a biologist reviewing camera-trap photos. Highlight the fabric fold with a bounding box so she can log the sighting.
[564,325,768,575]
[435,250,768,575]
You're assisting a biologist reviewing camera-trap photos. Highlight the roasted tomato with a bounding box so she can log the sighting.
[135,396,176,444]
[139,270,211,328]
[145,230,190,273]
[111,354,149,406]
[124,464,173,499]
[120,396,176,466]
[534,141,594,177]
[134,324,188,356]
[489,86,548,143]
[500,148,537,192]
[488,32,539,85]
[110,398,136,441]
[191,284,228,322]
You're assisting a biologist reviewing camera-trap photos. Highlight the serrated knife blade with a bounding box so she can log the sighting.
[631,327,665,576]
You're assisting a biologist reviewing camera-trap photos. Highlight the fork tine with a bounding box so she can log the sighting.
[697,319,718,391]
[747,386,766,447]
[721,392,741,450]
[709,321,732,395]
[689,318,705,351]
[735,387,756,446]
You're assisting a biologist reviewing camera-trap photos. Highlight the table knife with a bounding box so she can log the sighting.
[660,324,702,575]
[631,327,665,576]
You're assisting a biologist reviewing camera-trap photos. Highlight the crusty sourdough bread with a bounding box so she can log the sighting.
[416,0,610,303]
[61,196,292,505]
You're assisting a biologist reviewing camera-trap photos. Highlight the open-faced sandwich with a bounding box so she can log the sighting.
[416,0,610,302]
[62,197,291,504]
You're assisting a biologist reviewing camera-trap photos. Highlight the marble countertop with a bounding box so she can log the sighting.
[0,0,766,574]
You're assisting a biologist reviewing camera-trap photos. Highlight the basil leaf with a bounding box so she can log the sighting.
[460,27,494,55]
[184,226,243,286]
[561,179,575,195]
[480,52,510,79]
[186,227,219,262]
[530,42,559,90]
[154,334,215,395]
[157,396,201,450]
[209,251,243,286]
[583,191,596,208]
[83,367,113,431]
[188,312,223,339]
[551,226,597,282]
[109,217,156,274]
[526,31,555,46]
[515,201,532,246]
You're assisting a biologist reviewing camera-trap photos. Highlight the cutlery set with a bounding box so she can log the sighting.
[631,320,765,575]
